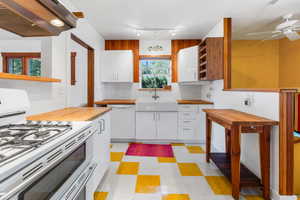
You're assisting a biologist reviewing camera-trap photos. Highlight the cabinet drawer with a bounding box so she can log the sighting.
[178,105,199,112]
[179,112,197,120]
[181,127,194,135]
[181,120,195,128]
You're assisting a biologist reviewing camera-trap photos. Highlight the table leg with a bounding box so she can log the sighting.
[225,129,231,155]
[206,115,212,163]
[231,125,241,200]
[260,126,271,200]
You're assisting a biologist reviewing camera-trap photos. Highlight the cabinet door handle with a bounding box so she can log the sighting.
[157,113,160,120]
[101,119,105,132]
[153,113,155,121]
[98,121,102,134]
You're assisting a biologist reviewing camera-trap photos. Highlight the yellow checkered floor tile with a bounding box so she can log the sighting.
[95,143,265,200]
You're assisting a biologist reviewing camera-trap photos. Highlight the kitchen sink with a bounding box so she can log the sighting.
[136,101,178,112]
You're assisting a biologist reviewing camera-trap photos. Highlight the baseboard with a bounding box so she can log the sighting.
[111,138,205,144]
[271,189,297,200]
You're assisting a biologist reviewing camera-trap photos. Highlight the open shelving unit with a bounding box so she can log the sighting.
[210,153,262,187]
[198,37,224,80]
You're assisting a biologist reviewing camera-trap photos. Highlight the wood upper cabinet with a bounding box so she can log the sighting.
[0,0,78,37]
[199,37,224,80]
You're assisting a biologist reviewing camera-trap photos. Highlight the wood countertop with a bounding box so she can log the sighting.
[203,109,279,126]
[95,99,136,105]
[177,99,214,105]
[27,107,111,121]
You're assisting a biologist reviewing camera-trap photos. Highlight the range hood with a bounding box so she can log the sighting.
[0,0,78,37]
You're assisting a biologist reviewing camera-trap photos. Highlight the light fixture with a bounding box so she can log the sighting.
[171,32,176,36]
[50,19,65,27]
[136,30,141,37]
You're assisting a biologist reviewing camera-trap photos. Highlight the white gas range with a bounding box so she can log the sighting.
[0,88,96,200]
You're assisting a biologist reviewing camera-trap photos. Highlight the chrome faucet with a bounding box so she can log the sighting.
[152,87,159,101]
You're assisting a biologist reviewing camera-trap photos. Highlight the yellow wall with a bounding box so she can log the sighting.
[232,40,280,88]
[279,38,300,88]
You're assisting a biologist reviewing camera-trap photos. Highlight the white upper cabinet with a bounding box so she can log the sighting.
[178,46,199,82]
[101,50,133,82]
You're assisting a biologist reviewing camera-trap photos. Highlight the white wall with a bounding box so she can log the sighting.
[69,40,88,107]
[0,39,42,72]
[200,19,295,200]
[0,0,105,115]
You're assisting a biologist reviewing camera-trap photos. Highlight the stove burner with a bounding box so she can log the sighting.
[0,120,72,165]
[33,129,61,138]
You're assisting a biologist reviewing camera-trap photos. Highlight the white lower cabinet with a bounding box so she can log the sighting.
[86,112,111,200]
[157,112,178,140]
[136,112,178,140]
[178,104,212,142]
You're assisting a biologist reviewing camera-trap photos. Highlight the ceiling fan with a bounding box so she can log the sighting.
[247,14,300,41]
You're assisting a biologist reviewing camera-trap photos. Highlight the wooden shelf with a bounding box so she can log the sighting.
[199,46,206,53]
[199,69,207,74]
[199,53,207,60]
[199,61,207,67]
[0,73,61,83]
[210,153,262,187]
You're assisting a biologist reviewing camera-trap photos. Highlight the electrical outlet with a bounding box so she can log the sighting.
[243,98,251,106]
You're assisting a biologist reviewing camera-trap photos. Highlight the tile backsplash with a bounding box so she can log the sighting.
[100,83,203,101]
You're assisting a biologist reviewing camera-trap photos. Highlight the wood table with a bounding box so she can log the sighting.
[203,109,279,200]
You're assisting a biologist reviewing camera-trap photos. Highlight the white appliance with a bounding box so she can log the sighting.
[101,50,133,82]
[0,88,95,200]
[109,105,135,140]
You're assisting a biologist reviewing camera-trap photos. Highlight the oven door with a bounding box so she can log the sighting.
[16,136,94,200]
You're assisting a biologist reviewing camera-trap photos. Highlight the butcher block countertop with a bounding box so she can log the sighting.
[177,99,214,105]
[27,107,111,121]
[95,99,136,105]
[203,109,278,126]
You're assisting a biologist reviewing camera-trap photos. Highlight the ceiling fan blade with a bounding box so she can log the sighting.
[285,31,300,41]
[247,30,280,36]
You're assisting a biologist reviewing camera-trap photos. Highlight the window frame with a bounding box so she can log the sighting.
[139,55,172,90]
[2,52,41,76]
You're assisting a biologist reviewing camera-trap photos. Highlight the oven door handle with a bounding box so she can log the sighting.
[67,163,97,200]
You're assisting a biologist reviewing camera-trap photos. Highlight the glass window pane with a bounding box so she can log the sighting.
[140,59,171,89]
[8,58,22,74]
[28,58,41,76]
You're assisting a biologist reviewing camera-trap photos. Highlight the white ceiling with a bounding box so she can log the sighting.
[69,0,300,40]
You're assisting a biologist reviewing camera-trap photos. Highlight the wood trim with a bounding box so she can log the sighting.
[87,49,95,107]
[71,34,93,49]
[72,12,84,18]
[279,89,297,195]
[223,88,281,93]
[70,52,76,85]
[171,40,201,83]
[1,52,41,57]
[223,18,232,90]
[0,72,61,82]
[139,55,171,59]
[1,52,41,75]
[71,34,94,107]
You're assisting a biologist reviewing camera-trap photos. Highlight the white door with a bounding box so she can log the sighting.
[136,112,157,140]
[156,112,178,140]
[178,48,188,82]
[101,50,133,82]
[110,105,135,139]
[116,51,133,82]
[88,112,111,198]
[101,51,117,82]
[188,46,199,81]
